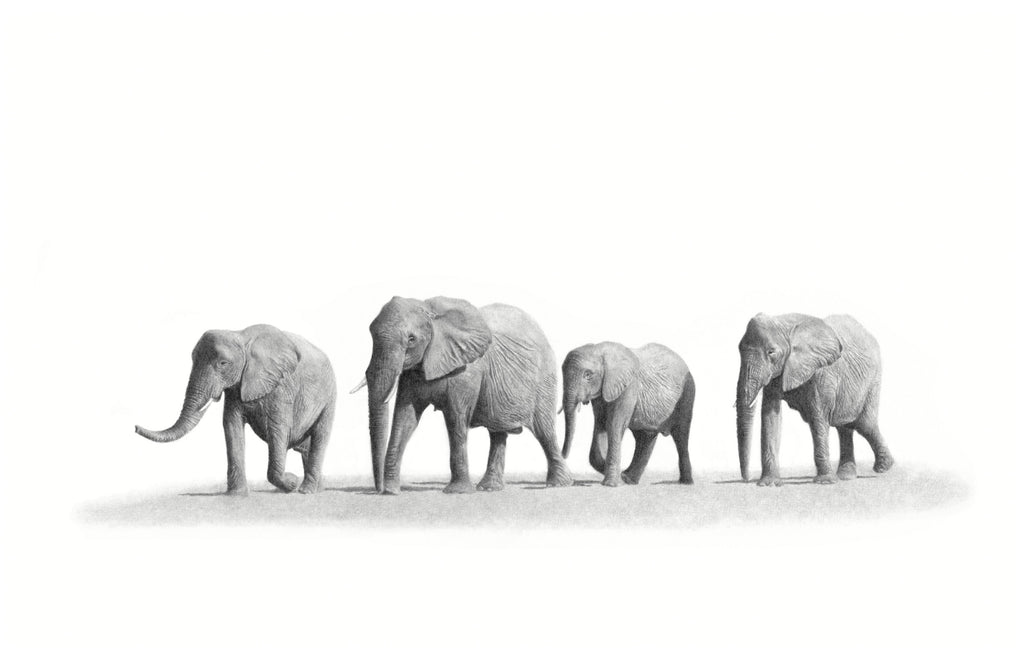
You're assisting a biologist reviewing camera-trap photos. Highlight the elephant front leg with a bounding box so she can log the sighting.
[477,431,507,492]
[758,393,784,487]
[298,406,334,494]
[223,400,248,496]
[442,408,475,494]
[382,400,424,495]
[267,432,300,492]
[811,418,837,484]
[601,405,632,487]
[837,427,857,480]
[621,429,657,485]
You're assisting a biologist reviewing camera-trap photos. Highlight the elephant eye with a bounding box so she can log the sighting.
[583,370,592,378]
[218,359,230,367]
[407,334,416,345]
[767,348,777,357]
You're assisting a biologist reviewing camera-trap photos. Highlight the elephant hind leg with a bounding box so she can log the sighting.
[477,431,507,491]
[837,427,857,480]
[622,430,657,484]
[672,376,696,484]
[854,386,894,474]
[298,406,334,494]
[531,411,573,487]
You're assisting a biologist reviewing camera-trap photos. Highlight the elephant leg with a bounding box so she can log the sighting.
[299,407,335,494]
[533,410,573,488]
[382,400,424,495]
[856,387,894,473]
[622,429,657,485]
[758,392,784,487]
[837,426,857,480]
[267,428,300,493]
[810,417,837,484]
[223,400,248,496]
[442,408,475,494]
[477,431,507,492]
[601,403,632,487]
[672,392,695,485]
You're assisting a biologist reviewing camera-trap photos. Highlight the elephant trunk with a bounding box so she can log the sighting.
[366,343,403,493]
[561,392,580,458]
[736,362,760,481]
[135,364,213,443]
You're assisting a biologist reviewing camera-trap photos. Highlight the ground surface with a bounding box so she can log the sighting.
[80,464,969,529]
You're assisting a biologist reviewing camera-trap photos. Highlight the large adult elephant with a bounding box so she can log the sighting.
[352,296,573,494]
[135,324,337,495]
[735,313,894,486]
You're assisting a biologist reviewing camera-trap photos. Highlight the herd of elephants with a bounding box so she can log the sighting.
[134,295,895,496]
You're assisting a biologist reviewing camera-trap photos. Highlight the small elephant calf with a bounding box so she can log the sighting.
[561,342,696,486]
[135,324,337,495]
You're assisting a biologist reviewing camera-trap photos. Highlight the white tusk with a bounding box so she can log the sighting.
[557,404,563,415]
[575,402,582,413]
[198,399,213,414]
[383,377,400,404]
[349,376,367,394]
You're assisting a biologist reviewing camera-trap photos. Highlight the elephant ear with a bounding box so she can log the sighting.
[422,297,493,380]
[240,327,300,401]
[782,317,843,391]
[601,343,640,402]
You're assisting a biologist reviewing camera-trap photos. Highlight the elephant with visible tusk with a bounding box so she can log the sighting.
[352,296,573,495]
[561,342,696,486]
[736,313,894,486]
[135,324,336,495]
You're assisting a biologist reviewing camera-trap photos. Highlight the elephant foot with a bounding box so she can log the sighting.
[443,479,475,494]
[601,473,622,487]
[679,475,694,485]
[757,475,783,487]
[476,474,505,492]
[873,453,894,474]
[837,462,858,481]
[297,479,322,494]
[620,470,640,485]
[382,479,401,495]
[272,472,300,493]
[546,463,574,488]
[813,472,838,485]
[226,485,249,497]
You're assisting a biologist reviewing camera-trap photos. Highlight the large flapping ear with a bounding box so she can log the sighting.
[240,327,300,401]
[782,317,843,391]
[421,297,493,380]
[601,343,640,402]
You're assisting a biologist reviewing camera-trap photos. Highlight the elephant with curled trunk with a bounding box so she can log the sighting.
[135,324,336,495]
[561,342,696,487]
[736,313,894,486]
[353,296,573,495]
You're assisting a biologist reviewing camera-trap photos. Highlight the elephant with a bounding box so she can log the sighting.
[135,324,337,495]
[351,296,573,495]
[735,313,894,486]
[561,342,696,487]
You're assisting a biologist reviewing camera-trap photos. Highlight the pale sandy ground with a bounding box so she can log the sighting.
[80,464,969,529]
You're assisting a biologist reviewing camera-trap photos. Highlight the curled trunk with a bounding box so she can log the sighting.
[135,364,212,443]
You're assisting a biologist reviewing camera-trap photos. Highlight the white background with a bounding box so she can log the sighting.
[0,0,1021,658]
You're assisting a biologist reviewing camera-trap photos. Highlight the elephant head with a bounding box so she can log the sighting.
[353,296,492,492]
[135,325,299,443]
[560,342,640,458]
[735,313,843,480]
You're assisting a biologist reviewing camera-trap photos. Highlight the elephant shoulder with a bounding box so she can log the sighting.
[823,315,880,355]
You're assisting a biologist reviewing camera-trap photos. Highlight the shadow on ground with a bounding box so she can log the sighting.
[80,465,969,529]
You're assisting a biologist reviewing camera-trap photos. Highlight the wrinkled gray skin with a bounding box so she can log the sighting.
[135,324,337,495]
[562,342,696,487]
[355,296,573,495]
[736,313,894,486]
